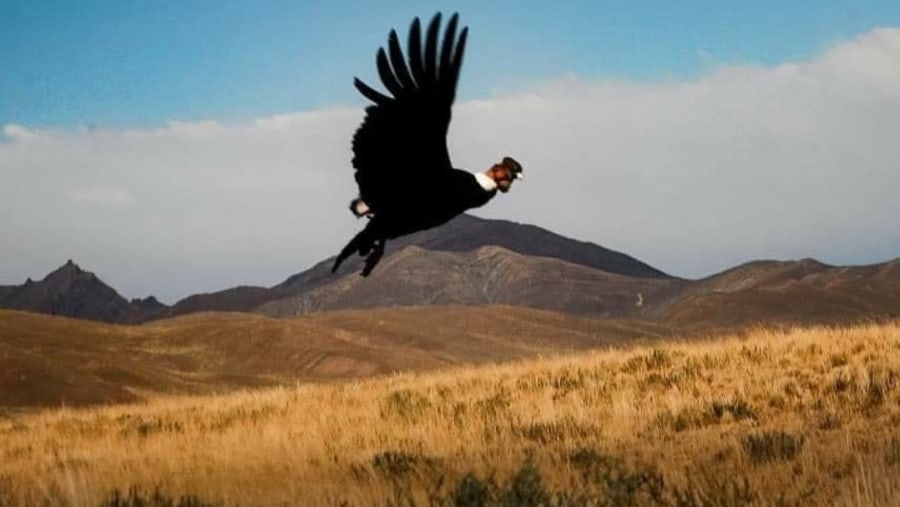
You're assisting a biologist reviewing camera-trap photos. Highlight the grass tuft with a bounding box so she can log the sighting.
[741,430,805,464]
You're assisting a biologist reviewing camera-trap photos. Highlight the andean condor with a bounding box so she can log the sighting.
[332,12,524,277]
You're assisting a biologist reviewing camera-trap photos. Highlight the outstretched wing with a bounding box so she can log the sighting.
[351,12,468,212]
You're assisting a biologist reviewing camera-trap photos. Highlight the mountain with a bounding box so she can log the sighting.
[259,245,677,318]
[279,214,670,291]
[167,214,670,317]
[0,215,670,323]
[0,260,133,323]
[166,285,272,316]
[0,260,169,324]
[653,258,900,328]
[127,295,169,322]
[264,247,899,328]
[4,216,899,329]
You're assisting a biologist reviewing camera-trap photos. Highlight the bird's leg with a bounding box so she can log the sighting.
[333,228,372,273]
[361,239,385,277]
[333,240,358,273]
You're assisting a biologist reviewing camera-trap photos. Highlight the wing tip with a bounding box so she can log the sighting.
[354,77,390,104]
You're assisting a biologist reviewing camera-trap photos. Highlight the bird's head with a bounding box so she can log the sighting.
[486,156,524,193]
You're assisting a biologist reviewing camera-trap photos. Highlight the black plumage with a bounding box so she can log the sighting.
[333,13,522,277]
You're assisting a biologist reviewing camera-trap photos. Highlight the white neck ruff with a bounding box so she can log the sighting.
[474,172,498,191]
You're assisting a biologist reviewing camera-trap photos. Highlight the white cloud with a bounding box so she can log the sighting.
[69,188,134,206]
[2,27,899,302]
[3,124,36,141]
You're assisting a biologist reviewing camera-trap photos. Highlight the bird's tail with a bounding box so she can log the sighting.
[332,226,378,274]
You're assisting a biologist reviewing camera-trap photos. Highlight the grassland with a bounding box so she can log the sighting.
[1,322,900,506]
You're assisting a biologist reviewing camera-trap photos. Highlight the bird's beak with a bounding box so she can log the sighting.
[515,172,524,180]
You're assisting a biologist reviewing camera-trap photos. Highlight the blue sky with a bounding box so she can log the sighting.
[3,0,900,128]
[2,1,900,300]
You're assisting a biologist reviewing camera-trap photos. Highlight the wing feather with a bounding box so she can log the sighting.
[449,27,467,93]
[350,13,468,212]
[388,30,417,90]
[439,14,458,81]
[408,18,426,86]
[376,49,405,98]
[423,13,441,84]
[353,77,390,105]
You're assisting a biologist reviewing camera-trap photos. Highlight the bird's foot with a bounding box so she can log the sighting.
[361,240,385,277]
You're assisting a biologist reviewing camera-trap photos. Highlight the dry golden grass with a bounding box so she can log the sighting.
[2,322,900,506]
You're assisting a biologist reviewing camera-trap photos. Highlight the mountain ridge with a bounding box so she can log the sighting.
[258,245,676,318]
[0,259,157,323]
[2,214,898,328]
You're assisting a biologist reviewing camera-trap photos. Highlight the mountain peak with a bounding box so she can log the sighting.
[275,214,671,296]
[0,261,135,323]
[130,295,165,309]
[48,259,85,280]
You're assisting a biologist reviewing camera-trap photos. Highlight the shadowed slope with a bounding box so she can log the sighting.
[277,214,670,295]
[260,245,677,317]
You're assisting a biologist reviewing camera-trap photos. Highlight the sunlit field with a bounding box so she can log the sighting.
[2,323,899,506]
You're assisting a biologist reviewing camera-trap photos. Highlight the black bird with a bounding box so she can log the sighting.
[332,13,524,277]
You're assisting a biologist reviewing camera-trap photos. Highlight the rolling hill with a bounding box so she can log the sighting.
[0,306,676,408]
[3,254,900,409]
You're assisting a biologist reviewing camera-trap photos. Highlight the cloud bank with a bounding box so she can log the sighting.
[2,28,899,302]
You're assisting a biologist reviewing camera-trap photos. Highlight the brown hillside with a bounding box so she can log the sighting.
[165,285,271,315]
[655,258,900,328]
[0,307,676,408]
